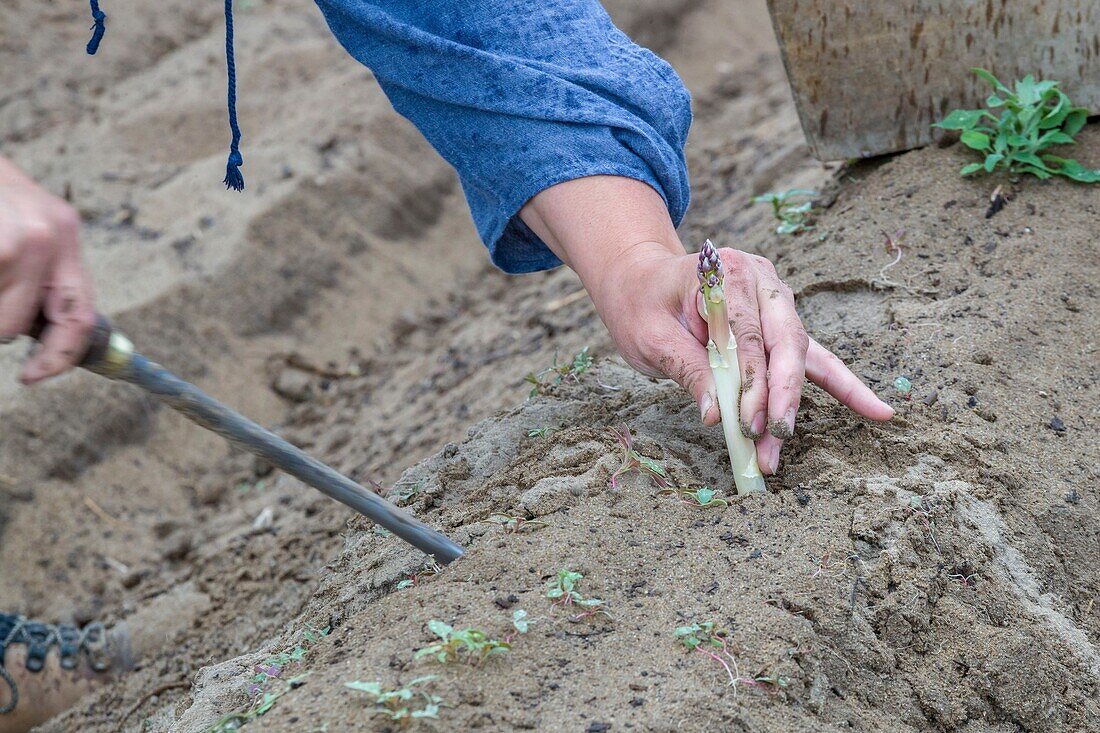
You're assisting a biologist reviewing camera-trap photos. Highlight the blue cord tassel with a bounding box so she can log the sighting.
[223,0,245,191]
[87,0,106,55]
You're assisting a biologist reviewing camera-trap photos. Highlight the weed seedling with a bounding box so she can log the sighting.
[396,562,443,590]
[742,674,790,693]
[388,479,425,506]
[414,620,510,666]
[527,426,560,439]
[698,242,766,495]
[660,486,728,508]
[484,513,549,534]
[205,674,311,733]
[753,189,817,234]
[235,479,267,493]
[934,68,1100,182]
[676,622,788,693]
[248,625,331,696]
[344,676,444,727]
[676,622,740,686]
[505,609,534,643]
[608,425,670,490]
[546,569,611,622]
[525,347,593,397]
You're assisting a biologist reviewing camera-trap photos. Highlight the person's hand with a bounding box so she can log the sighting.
[0,158,96,384]
[587,241,893,474]
[521,175,893,475]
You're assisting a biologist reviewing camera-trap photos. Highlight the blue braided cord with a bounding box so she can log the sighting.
[223,0,245,191]
[87,0,106,55]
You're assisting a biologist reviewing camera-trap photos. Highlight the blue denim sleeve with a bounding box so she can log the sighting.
[313,0,692,274]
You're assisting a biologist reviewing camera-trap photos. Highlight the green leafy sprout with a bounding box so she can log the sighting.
[525,347,593,397]
[204,625,329,732]
[753,189,817,234]
[546,569,611,622]
[527,426,560,439]
[660,486,728,508]
[608,425,670,490]
[249,624,330,695]
[510,609,531,635]
[205,674,311,733]
[676,622,788,693]
[933,68,1100,182]
[388,479,425,506]
[344,676,444,727]
[414,620,511,666]
[677,621,740,686]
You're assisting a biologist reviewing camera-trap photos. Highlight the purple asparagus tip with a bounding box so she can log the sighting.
[697,239,723,288]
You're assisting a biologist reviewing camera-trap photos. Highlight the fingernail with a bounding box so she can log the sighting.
[700,393,713,423]
[741,410,766,439]
[766,444,781,474]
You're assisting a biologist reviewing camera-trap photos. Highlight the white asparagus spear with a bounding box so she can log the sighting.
[697,240,766,495]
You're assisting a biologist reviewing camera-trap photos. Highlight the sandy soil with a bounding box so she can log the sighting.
[2,1,1098,732]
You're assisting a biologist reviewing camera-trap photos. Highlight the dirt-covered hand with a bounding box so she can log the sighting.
[590,243,893,474]
[520,175,893,476]
[0,159,96,384]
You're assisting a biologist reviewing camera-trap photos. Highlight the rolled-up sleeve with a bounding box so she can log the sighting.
[313,0,692,273]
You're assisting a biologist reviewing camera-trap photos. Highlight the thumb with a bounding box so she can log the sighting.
[660,333,719,427]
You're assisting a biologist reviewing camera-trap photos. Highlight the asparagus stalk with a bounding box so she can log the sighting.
[697,240,766,495]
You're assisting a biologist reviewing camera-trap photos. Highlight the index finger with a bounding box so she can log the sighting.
[805,338,894,420]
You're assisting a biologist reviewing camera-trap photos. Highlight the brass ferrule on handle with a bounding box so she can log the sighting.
[87,328,135,378]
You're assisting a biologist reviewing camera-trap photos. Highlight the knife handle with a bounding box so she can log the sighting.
[28,312,116,369]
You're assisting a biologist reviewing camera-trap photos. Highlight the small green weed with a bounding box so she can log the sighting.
[414,620,510,666]
[608,425,670,490]
[753,189,817,234]
[249,625,331,696]
[509,609,531,636]
[367,478,425,506]
[934,68,1100,182]
[525,347,593,397]
[205,624,329,733]
[677,621,790,693]
[205,674,311,733]
[546,569,611,622]
[344,676,445,727]
[527,426,560,439]
[660,486,728,508]
[677,621,739,685]
[396,562,442,590]
[388,479,425,506]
